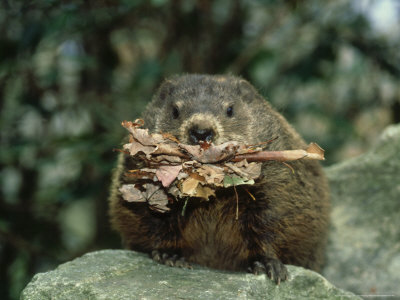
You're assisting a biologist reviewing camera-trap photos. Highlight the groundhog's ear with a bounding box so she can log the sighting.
[158,80,176,101]
[237,79,257,102]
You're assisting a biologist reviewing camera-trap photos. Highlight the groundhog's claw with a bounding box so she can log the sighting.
[249,258,288,285]
[151,250,192,269]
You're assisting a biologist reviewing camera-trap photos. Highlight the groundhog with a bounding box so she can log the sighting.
[109,74,330,284]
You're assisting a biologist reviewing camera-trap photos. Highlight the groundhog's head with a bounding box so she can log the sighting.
[142,74,271,145]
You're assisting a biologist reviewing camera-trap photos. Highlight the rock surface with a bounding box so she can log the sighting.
[324,124,400,298]
[21,249,358,300]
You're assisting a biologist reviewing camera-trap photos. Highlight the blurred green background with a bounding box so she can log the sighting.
[0,0,399,299]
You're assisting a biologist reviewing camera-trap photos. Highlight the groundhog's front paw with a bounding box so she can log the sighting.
[151,250,192,269]
[249,258,288,285]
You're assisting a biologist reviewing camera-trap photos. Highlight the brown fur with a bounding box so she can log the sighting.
[109,74,330,276]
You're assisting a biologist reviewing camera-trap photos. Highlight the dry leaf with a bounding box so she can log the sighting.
[179,141,241,163]
[180,177,200,196]
[124,142,155,157]
[119,183,170,213]
[123,169,156,182]
[196,164,225,186]
[225,161,262,179]
[179,176,215,199]
[151,155,183,163]
[162,132,180,143]
[145,184,170,213]
[191,185,215,199]
[153,143,186,157]
[156,165,183,187]
[306,143,325,159]
[119,184,146,202]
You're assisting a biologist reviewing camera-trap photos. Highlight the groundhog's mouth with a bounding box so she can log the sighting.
[187,126,215,144]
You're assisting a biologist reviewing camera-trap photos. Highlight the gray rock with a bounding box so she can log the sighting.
[21,249,358,300]
[324,124,400,298]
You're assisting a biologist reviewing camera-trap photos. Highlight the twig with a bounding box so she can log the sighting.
[233,149,322,162]
[233,185,239,220]
[281,161,295,174]
[113,148,129,154]
[243,187,256,201]
[182,198,189,216]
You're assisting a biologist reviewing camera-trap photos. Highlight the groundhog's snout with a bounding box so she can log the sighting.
[180,113,221,145]
[188,126,215,144]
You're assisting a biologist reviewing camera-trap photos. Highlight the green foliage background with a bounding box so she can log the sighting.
[0,1,399,299]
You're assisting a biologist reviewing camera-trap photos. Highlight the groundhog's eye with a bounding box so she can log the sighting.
[172,106,180,119]
[226,106,234,117]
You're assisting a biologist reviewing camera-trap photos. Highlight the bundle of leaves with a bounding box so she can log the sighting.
[118,119,324,214]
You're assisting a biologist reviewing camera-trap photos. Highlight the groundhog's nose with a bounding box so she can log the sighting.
[188,126,215,144]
